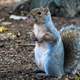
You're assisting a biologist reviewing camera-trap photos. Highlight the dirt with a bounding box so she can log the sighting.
[0,6,80,80]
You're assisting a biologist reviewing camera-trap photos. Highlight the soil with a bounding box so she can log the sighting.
[0,6,80,80]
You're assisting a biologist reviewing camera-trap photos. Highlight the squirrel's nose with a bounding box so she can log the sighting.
[26,15,35,25]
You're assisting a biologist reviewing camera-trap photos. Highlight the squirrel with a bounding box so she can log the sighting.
[29,7,80,78]
[29,7,64,78]
[60,24,80,75]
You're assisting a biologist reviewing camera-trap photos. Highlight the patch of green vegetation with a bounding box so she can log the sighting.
[75,75,80,80]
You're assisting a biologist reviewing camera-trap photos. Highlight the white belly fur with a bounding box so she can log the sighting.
[34,42,49,70]
[33,24,47,39]
[33,24,49,70]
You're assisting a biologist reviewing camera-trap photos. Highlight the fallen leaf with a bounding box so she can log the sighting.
[0,26,8,33]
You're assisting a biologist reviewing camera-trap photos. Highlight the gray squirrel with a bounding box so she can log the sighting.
[29,7,80,78]
[29,7,64,78]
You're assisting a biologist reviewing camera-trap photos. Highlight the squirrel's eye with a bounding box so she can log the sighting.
[37,12,41,15]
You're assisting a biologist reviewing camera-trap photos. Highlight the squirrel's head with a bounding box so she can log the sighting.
[28,7,51,24]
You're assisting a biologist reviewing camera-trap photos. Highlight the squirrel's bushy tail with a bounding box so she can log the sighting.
[60,24,80,74]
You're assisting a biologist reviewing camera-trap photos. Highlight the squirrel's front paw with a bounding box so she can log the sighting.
[30,32,38,42]
[42,32,57,43]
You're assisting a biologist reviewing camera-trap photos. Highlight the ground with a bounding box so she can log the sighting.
[0,6,80,80]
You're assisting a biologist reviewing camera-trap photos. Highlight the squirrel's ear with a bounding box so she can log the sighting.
[44,6,49,12]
